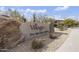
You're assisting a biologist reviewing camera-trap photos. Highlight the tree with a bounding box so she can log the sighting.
[22,15,27,22]
[33,13,36,22]
[39,16,55,24]
[63,18,75,27]
[7,9,25,23]
[32,13,47,23]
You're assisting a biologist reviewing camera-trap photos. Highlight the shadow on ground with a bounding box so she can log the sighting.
[31,32,68,52]
[6,32,68,52]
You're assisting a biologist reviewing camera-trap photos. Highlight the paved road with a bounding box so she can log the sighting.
[56,28,79,52]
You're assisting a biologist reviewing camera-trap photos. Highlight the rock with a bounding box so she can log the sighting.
[0,15,23,49]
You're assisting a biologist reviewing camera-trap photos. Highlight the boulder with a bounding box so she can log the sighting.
[0,15,23,49]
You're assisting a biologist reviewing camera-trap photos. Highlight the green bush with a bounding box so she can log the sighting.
[32,39,43,49]
[59,26,64,31]
[63,18,79,28]
[57,23,64,31]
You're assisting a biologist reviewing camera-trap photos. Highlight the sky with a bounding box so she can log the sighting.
[0,6,79,20]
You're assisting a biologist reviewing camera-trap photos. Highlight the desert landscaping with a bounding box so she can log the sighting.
[0,6,79,52]
[7,28,71,52]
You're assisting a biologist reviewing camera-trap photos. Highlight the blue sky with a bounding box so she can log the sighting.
[0,6,79,20]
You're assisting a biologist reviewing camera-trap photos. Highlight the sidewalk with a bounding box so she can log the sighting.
[56,28,79,52]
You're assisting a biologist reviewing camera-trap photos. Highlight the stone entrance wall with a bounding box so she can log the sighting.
[20,22,51,39]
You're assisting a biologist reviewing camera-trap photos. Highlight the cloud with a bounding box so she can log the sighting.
[65,16,78,20]
[54,6,69,11]
[0,6,6,11]
[17,9,24,13]
[53,15,78,20]
[0,7,15,12]
[47,16,54,19]
[10,8,16,11]
[53,15,64,20]
[25,9,47,13]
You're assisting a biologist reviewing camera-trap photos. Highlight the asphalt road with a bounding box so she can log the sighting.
[56,28,79,52]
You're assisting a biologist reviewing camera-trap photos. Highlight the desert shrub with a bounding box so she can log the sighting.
[32,39,43,49]
[57,22,64,31]
[59,26,64,31]
[49,34,57,39]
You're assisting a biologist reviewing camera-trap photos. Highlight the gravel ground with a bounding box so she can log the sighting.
[41,28,71,52]
[8,28,71,52]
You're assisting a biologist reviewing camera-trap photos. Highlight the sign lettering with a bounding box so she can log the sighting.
[30,23,44,31]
